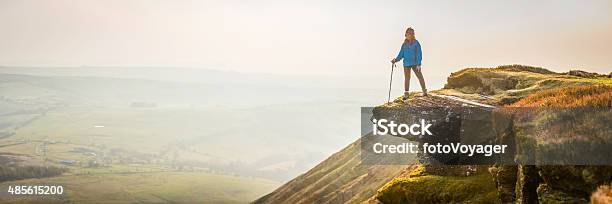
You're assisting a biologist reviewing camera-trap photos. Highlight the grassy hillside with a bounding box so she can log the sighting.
[254,140,409,204]
[259,65,611,204]
[509,85,611,108]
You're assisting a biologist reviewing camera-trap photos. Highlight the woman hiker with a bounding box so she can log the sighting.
[391,27,428,100]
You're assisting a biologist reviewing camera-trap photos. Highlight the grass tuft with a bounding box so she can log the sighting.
[509,85,612,108]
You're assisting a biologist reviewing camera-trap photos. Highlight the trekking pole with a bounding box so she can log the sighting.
[387,63,396,103]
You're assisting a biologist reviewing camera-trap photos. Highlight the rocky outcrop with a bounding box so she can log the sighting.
[445,69,521,95]
[566,70,604,78]
[444,65,610,106]
[516,165,540,204]
[382,72,611,203]
[255,65,612,204]
[489,165,517,203]
[539,166,612,199]
[489,85,612,203]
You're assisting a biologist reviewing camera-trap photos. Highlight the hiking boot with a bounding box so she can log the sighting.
[403,92,410,102]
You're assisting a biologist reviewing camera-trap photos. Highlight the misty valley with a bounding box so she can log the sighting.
[0,69,379,203]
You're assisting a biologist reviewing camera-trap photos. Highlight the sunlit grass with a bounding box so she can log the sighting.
[509,85,612,108]
[376,167,497,204]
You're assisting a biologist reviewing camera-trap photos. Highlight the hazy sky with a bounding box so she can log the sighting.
[1,0,611,78]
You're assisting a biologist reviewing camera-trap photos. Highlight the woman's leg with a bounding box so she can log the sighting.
[403,66,412,98]
[412,65,428,96]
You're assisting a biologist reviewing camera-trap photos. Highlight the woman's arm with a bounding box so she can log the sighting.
[393,44,404,63]
[416,41,422,65]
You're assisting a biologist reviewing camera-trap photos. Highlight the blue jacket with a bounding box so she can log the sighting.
[394,40,422,67]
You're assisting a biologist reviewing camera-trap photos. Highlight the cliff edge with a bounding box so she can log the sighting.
[255,65,612,204]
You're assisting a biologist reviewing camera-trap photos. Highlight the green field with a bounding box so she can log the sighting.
[0,106,282,203]
[0,73,368,203]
